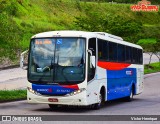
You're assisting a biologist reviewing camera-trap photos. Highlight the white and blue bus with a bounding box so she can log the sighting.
[21,31,143,109]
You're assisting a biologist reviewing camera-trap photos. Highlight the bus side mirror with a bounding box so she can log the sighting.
[90,56,95,68]
[87,49,95,68]
[20,50,28,70]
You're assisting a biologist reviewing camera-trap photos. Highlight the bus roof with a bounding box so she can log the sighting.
[31,30,142,49]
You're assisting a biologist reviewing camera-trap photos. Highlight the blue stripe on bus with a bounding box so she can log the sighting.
[32,84,76,95]
[107,68,137,101]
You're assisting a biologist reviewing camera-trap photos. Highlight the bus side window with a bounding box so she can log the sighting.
[132,48,137,64]
[117,44,125,62]
[139,49,143,64]
[125,46,131,63]
[88,38,96,82]
[108,42,117,62]
[98,39,103,60]
[98,39,108,61]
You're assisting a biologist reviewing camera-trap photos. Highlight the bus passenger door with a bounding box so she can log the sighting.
[87,38,96,82]
[87,38,98,104]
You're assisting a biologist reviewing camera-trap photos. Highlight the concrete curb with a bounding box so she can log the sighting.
[0,65,19,71]
[144,72,160,79]
[0,98,27,103]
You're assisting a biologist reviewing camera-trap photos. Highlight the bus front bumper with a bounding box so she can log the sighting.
[27,89,88,106]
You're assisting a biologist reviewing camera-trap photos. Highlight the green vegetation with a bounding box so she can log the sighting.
[81,0,159,4]
[75,10,143,43]
[144,62,160,74]
[0,0,160,65]
[137,39,160,64]
[0,90,27,102]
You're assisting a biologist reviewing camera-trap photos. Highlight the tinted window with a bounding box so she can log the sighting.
[98,39,108,61]
[89,38,96,56]
[98,39,103,60]
[138,49,143,64]
[103,41,108,60]
[98,39,143,64]
[108,42,117,62]
[132,48,137,63]
[140,49,143,64]
[126,46,132,63]
[117,44,125,62]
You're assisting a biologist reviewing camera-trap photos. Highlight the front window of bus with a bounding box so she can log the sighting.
[28,38,86,85]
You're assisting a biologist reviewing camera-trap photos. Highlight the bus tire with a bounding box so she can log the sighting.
[48,104,58,110]
[125,86,134,102]
[92,90,104,110]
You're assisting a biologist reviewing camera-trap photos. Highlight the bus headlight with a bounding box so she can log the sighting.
[27,87,41,95]
[65,88,86,96]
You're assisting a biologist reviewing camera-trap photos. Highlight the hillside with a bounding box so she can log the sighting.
[0,0,160,65]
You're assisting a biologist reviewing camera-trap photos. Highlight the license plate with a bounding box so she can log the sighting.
[48,98,58,102]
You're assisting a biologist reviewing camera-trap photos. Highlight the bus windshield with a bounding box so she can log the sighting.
[28,38,86,85]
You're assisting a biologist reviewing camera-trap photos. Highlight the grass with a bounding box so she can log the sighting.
[144,62,160,74]
[0,90,27,102]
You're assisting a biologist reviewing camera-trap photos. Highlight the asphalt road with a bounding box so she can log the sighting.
[0,68,27,90]
[0,73,160,119]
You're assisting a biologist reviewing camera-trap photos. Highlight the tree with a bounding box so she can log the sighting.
[75,12,142,43]
[137,39,159,64]
[154,40,160,64]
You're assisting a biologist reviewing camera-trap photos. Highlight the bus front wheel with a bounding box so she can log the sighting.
[92,92,103,110]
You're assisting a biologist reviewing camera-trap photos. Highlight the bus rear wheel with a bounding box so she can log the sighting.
[125,87,134,102]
